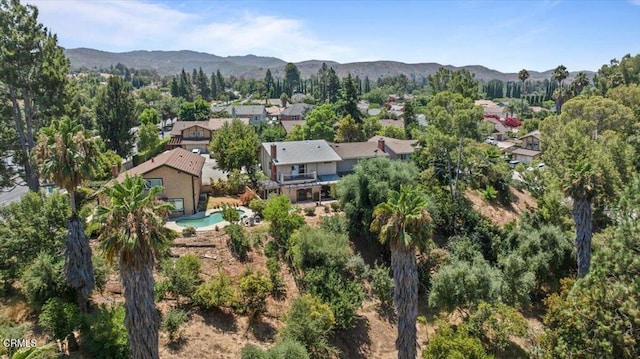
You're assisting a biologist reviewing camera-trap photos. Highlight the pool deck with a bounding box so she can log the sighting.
[166,206,255,232]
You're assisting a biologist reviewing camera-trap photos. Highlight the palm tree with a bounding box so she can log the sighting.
[371,185,430,359]
[34,117,102,312]
[552,65,569,114]
[518,69,530,118]
[94,175,175,359]
[571,72,589,95]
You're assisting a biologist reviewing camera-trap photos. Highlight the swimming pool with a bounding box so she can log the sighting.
[175,210,245,228]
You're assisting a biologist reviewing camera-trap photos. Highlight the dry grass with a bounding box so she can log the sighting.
[207,196,242,209]
[466,187,537,227]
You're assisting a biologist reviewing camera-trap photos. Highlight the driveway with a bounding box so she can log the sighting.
[200,155,227,182]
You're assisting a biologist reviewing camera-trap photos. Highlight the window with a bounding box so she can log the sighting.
[299,164,306,174]
[167,198,184,213]
[144,178,163,189]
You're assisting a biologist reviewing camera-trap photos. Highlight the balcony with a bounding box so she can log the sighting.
[279,171,317,184]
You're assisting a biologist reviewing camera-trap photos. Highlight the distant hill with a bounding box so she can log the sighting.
[64,48,593,82]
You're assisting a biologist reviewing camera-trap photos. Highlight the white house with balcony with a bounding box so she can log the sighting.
[260,140,342,202]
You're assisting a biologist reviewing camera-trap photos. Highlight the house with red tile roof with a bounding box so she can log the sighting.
[116,148,205,215]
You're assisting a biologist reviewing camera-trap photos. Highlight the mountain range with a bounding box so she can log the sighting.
[64,48,593,82]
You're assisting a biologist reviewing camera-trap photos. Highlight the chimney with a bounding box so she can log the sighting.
[110,164,119,178]
[151,158,154,162]
[269,144,278,181]
[377,138,386,152]
[270,144,277,160]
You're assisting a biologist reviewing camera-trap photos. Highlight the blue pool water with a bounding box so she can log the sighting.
[176,210,245,228]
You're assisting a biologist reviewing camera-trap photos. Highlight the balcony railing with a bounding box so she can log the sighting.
[279,171,317,184]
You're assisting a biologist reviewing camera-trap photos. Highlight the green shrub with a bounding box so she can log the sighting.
[158,254,202,304]
[238,268,272,320]
[266,257,285,297]
[81,304,130,359]
[221,204,240,223]
[192,273,237,310]
[241,340,310,359]
[330,201,340,212]
[280,294,336,357]
[422,321,492,359]
[264,241,279,259]
[181,226,196,237]
[304,207,316,216]
[0,321,28,357]
[480,185,498,202]
[248,198,266,217]
[319,214,348,235]
[345,254,369,281]
[161,308,189,342]
[39,297,82,341]
[20,252,73,309]
[290,227,351,272]
[370,262,393,306]
[9,342,58,359]
[224,223,250,260]
[93,253,110,294]
[323,205,331,214]
[302,267,365,330]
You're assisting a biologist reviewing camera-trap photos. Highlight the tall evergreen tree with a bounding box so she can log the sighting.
[264,69,274,100]
[284,62,301,97]
[336,74,362,123]
[96,76,136,157]
[0,0,70,191]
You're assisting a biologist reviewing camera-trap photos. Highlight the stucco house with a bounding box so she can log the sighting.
[260,140,341,202]
[520,130,541,151]
[281,103,315,121]
[167,118,249,153]
[329,141,388,175]
[226,105,267,126]
[116,148,205,216]
[511,147,542,164]
[259,138,412,202]
[367,136,419,161]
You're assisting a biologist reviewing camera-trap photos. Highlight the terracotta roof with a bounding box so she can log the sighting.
[117,148,205,180]
[511,148,541,157]
[280,120,305,133]
[329,142,389,159]
[368,136,419,155]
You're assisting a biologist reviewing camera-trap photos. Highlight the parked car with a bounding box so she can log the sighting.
[191,148,201,155]
[509,160,521,167]
[484,137,496,145]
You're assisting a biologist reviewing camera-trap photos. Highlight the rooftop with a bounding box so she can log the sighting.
[520,130,541,140]
[329,141,389,159]
[118,148,205,180]
[511,148,542,157]
[262,140,342,165]
[280,120,305,134]
[368,135,419,155]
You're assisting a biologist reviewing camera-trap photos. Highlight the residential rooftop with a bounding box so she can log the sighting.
[118,148,205,180]
[262,140,342,165]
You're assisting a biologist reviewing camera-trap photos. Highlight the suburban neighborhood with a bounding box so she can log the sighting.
[1,1,639,359]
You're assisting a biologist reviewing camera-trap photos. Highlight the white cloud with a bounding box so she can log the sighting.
[25,0,358,63]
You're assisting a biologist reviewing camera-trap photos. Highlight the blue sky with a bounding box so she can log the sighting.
[27,0,640,73]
